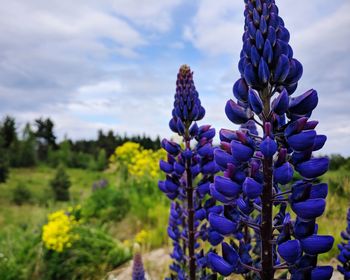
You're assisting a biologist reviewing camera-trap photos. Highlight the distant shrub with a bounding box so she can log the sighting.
[82,187,130,223]
[50,166,71,201]
[87,149,108,171]
[12,183,32,205]
[71,152,94,169]
[329,154,347,170]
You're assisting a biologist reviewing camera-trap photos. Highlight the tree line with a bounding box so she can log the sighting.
[0,115,161,182]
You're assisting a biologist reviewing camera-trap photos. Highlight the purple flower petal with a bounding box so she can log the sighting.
[225,99,253,125]
[165,179,179,192]
[209,183,235,204]
[222,242,239,267]
[310,183,328,199]
[209,213,237,235]
[208,230,224,246]
[263,40,273,64]
[243,177,263,199]
[272,89,289,115]
[285,58,303,84]
[248,88,263,114]
[274,162,294,185]
[208,252,234,277]
[214,149,235,169]
[289,89,318,115]
[260,136,278,158]
[278,240,302,264]
[214,176,242,198]
[258,58,270,85]
[311,266,333,280]
[300,235,334,255]
[287,130,316,151]
[231,140,254,162]
[294,218,316,239]
[296,157,329,179]
[161,139,181,155]
[244,63,258,87]
[273,54,290,82]
[197,181,210,196]
[159,160,173,173]
[313,135,327,151]
[233,78,248,102]
[292,199,326,220]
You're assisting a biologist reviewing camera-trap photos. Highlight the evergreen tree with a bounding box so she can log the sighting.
[0,116,17,149]
[50,166,71,201]
[34,118,57,161]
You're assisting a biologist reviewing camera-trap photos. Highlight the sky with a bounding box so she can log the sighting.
[1,0,350,155]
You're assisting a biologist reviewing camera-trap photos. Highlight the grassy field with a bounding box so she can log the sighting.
[0,166,170,279]
[0,167,110,230]
[0,166,349,278]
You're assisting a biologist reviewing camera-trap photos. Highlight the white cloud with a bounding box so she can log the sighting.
[0,0,184,139]
[183,0,244,55]
[108,0,183,32]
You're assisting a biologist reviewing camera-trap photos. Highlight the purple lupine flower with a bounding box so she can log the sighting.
[338,208,350,279]
[208,1,333,279]
[159,65,218,280]
[91,179,108,191]
[132,250,145,280]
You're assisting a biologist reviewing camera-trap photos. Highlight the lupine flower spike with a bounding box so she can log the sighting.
[132,244,146,280]
[208,0,333,279]
[338,208,350,279]
[159,65,218,280]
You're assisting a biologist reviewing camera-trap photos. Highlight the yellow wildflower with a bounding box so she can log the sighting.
[109,141,166,180]
[135,230,149,245]
[42,209,79,253]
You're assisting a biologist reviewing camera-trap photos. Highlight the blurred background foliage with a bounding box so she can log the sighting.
[0,115,349,279]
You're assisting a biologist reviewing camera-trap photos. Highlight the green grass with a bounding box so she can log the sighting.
[0,166,117,231]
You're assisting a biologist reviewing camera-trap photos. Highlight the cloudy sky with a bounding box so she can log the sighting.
[1,0,349,155]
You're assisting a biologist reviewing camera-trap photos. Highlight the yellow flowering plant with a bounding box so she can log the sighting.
[129,149,166,180]
[135,229,149,245]
[42,209,79,253]
[109,142,141,167]
[109,141,166,180]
